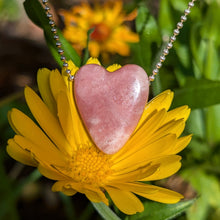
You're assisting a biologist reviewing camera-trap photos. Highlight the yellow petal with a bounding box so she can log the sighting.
[114,109,166,160]
[112,134,177,170]
[89,41,101,57]
[8,110,20,135]
[142,155,182,181]
[151,119,186,139]
[84,188,109,205]
[134,184,183,204]
[109,182,158,194]
[38,163,67,181]
[86,57,101,65]
[52,181,77,196]
[124,8,138,21]
[61,60,79,88]
[106,64,122,72]
[109,163,159,182]
[14,135,66,167]
[172,135,192,154]
[52,181,109,205]
[113,26,139,43]
[61,188,77,196]
[57,91,90,147]
[7,139,37,166]
[49,69,67,101]
[133,109,166,141]
[134,109,165,135]
[137,90,173,128]
[148,90,174,111]
[165,105,191,123]
[37,68,57,115]
[57,91,77,148]
[52,181,70,192]
[112,159,157,176]
[49,67,76,121]
[104,1,123,24]
[9,109,66,165]
[106,39,130,56]
[106,187,144,215]
[24,87,72,156]
[62,60,79,77]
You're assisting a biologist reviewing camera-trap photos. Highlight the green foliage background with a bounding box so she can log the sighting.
[1,0,220,219]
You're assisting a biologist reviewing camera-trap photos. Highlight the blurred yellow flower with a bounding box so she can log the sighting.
[60,1,139,59]
[7,59,191,215]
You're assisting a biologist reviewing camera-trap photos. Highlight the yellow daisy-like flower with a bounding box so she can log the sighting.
[7,59,191,215]
[60,1,139,58]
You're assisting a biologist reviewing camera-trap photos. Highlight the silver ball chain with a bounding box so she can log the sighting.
[149,0,197,81]
[42,0,74,81]
[42,0,197,82]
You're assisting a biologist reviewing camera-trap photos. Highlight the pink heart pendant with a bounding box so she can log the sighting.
[74,64,149,154]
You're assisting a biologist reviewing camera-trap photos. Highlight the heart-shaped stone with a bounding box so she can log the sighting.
[74,64,149,154]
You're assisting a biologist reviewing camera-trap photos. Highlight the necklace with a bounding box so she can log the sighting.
[40,0,196,154]
[6,2,196,213]
[41,0,197,82]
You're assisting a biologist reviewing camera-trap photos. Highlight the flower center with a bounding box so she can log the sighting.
[90,23,111,42]
[68,145,112,185]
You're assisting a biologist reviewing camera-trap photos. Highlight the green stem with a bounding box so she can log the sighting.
[59,193,76,220]
[82,28,94,65]
[92,202,121,220]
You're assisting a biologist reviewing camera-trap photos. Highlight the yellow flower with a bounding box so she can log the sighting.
[7,59,191,215]
[60,1,139,59]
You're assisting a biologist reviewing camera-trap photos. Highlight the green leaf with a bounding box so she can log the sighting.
[82,28,94,65]
[158,0,174,36]
[172,78,220,109]
[206,104,220,143]
[135,4,149,33]
[0,151,19,220]
[190,25,207,77]
[188,136,210,160]
[0,0,20,21]
[126,199,196,220]
[133,4,161,73]
[141,15,161,67]
[174,42,191,69]
[187,109,206,138]
[92,202,121,220]
[204,40,219,80]
[23,0,81,67]
[181,169,220,220]
[170,0,189,12]
[200,2,220,44]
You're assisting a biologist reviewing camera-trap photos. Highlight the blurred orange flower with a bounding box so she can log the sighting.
[60,1,139,59]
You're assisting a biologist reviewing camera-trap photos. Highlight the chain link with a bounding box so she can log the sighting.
[42,0,74,81]
[149,0,197,81]
[42,0,197,82]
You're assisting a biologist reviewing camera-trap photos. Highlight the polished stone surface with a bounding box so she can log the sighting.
[74,64,149,154]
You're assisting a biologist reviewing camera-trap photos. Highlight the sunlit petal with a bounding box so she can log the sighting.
[37,68,57,115]
[142,155,182,181]
[137,90,173,129]
[14,135,66,167]
[106,187,144,215]
[109,163,159,182]
[7,139,37,166]
[134,185,184,204]
[24,87,72,156]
